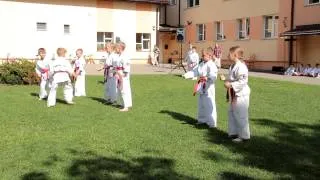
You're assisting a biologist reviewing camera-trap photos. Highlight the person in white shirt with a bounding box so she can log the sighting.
[309,64,319,77]
[185,44,200,71]
[303,64,312,76]
[47,48,75,107]
[151,45,160,66]
[183,48,218,128]
[284,64,295,76]
[98,43,118,103]
[293,64,304,76]
[114,42,132,112]
[35,48,51,100]
[315,64,320,78]
[74,48,86,97]
[224,46,251,143]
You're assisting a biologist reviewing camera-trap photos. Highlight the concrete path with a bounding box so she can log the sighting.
[86,64,320,86]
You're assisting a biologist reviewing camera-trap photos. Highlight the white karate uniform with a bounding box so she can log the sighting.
[214,57,221,69]
[114,53,132,108]
[303,67,312,76]
[184,60,218,127]
[74,57,86,97]
[228,60,251,139]
[104,52,118,102]
[309,67,318,77]
[186,51,200,71]
[151,47,160,66]
[284,67,295,76]
[47,57,74,107]
[35,58,51,99]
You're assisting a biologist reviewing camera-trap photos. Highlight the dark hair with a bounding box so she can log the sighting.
[38,48,46,54]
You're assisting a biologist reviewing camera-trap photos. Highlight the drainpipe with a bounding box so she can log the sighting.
[178,0,181,27]
[288,0,295,65]
[164,5,167,25]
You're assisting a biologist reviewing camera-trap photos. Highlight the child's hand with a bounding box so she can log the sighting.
[224,81,232,88]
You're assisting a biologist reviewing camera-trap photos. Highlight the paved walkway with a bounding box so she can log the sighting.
[86,64,320,86]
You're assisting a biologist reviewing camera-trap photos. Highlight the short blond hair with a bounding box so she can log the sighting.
[229,46,244,59]
[57,48,67,57]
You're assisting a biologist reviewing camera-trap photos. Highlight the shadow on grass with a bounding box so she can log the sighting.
[205,118,320,179]
[89,97,106,104]
[159,110,208,129]
[22,149,197,180]
[21,172,49,180]
[30,93,39,97]
[30,93,69,104]
[218,172,255,180]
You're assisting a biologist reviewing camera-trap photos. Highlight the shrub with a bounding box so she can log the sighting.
[0,60,40,85]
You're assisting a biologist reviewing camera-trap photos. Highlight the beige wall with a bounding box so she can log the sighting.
[180,0,280,70]
[298,36,320,65]
[294,0,320,26]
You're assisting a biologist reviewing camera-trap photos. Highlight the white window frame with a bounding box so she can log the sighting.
[237,18,250,40]
[263,15,279,39]
[64,24,70,35]
[187,0,200,8]
[197,24,206,41]
[136,33,151,52]
[216,21,225,41]
[36,22,47,31]
[306,0,320,5]
[97,32,114,51]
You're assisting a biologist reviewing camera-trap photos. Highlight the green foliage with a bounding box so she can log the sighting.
[0,60,40,85]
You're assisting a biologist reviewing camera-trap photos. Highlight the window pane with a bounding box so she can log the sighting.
[188,0,194,7]
[105,39,112,43]
[97,32,104,42]
[105,32,113,38]
[216,22,221,33]
[143,40,150,50]
[97,43,104,51]
[143,33,150,39]
[238,19,243,31]
[195,0,199,5]
[136,44,142,51]
[246,18,250,36]
[64,24,70,34]
[37,22,47,31]
[136,33,142,43]
[265,30,272,38]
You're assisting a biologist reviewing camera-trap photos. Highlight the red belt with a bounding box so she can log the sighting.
[116,67,124,71]
[193,77,206,96]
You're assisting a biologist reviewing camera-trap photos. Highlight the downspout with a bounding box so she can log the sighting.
[165,5,167,25]
[289,0,295,65]
[178,0,181,27]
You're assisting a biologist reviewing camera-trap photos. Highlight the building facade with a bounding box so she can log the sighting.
[280,0,320,67]
[0,0,166,63]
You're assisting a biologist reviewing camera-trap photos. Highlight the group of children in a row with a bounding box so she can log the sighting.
[284,63,320,78]
[183,45,250,143]
[35,42,132,111]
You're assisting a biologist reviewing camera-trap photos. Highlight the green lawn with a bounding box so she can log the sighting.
[0,75,319,180]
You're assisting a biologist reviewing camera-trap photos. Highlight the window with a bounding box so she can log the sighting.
[264,16,279,38]
[216,21,225,41]
[36,22,47,31]
[187,0,200,8]
[237,18,250,39]
[169,0,177,5]
[97,32,113,51]
[136,33,151,51]
[307,0,320,5]
[197,24,206,41]
[64,24,70,34]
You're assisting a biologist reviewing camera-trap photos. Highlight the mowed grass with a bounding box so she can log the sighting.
[0,75,319,180]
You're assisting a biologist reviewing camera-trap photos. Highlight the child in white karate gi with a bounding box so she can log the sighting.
[74,48,86,97]
[114,42,132,112]
[183,48,218,128]
[224,46,251,143]
[47,48,75,107]
[35,48,51,100]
